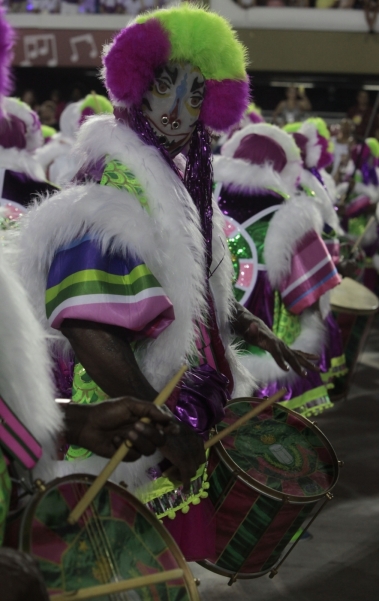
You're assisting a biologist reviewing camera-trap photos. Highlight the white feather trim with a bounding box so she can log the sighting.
[19,115,255,398]
[220,123,301,192]
[213,154,290,196]
[3,97,43,152]
[264,195,324,288]
[299,168,342,234]
[239,309,325,387]
[0,245,62,479]
[298,122,321,169]
[0,147,46,182]
[320,169,337,204]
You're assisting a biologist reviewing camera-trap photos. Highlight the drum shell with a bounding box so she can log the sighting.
[205,448,316,577]
[12,475,200,600]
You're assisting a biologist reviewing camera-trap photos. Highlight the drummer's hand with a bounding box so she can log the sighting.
[244,320,320,378]
[160,422,206,493]
[64,398,180,461]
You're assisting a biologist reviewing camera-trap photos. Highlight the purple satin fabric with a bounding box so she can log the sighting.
[309,166,325,186]
[0,114,26,149]
[53,355,74,399]
[361,162,378,186]
[173,364,229,438]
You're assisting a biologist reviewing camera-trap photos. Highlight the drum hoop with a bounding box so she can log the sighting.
[214,398,340,504]
[18,473,200,601]
[331,305,378,316]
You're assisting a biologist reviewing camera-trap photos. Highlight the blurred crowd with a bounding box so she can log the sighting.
[3,0,371,11]
[4,0,169,14]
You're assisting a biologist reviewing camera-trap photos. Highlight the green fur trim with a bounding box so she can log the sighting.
[136,4,248,81]
[366,137,379,158]
[283,122,302,133]
[80,93,113,116]
[306,117,330,140]
[41,125,56,138]
[247,102,261,115]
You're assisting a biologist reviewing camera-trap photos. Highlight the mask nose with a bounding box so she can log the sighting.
[161,114,181,130]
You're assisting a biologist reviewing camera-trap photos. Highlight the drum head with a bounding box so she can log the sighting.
[18,475,199,600]
[330,277,379,315]
[217,400,339,503]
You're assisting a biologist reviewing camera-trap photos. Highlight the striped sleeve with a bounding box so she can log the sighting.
[279,230,341,314]
[45,235,175,338]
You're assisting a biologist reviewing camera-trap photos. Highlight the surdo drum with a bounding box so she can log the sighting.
[200,399,340,583]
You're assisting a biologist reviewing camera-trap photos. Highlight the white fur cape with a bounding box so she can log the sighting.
[214,153,326,386]
[213,154,291,196]
[0,245,62,480]
[299,168,343,235]
[220,123,301,193]
[0,146,46,183]
[18,115,256,488]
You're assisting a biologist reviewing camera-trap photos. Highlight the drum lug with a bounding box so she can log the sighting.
[326,492,334,501]
[34,479,46,492]
[228,573,239,586]
[194,578,201,587]
[119,481,128,489]
[269,568,279,579]
[338,460,344,468]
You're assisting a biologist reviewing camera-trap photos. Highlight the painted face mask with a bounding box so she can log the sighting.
[141,62,205,157]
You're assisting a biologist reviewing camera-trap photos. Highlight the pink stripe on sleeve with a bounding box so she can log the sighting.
[51,296,175,337]
[0,398,42,459]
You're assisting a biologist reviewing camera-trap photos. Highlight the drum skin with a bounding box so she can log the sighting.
[17,475,199,601]
[202,400,339,578]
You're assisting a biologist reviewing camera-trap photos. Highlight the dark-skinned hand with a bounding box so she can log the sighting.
[231,301,319,377]
[160,421,206,493]
[244,320,320,377]
[63,397,180,462]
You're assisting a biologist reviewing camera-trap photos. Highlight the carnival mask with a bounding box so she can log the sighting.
[141,62,205,156]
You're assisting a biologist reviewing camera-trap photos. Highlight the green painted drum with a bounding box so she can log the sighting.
[18,475,200,600]
[200,399,340,580]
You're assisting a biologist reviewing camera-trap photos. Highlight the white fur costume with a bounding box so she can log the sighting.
[0,243,62,481]
[18,114,256,487]
[213,152,326,388]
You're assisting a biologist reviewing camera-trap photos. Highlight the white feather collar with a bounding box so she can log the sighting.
[19,115,255,397]
[213,154,290,196]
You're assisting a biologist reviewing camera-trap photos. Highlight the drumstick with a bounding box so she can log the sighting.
[67,365,187,525]
[204,388,286,450]
[162,388,286,480]
[351,215,376,254]
[50,569,184,601]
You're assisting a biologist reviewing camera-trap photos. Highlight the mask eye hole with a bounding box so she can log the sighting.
[172,121,180,130]
[156,81,169,95]
[161,115,169,125]
[190,96,203,109]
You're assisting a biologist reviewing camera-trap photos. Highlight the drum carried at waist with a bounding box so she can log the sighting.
[330,277,379,394]
[7,475,200,601]
[199,399,340,583]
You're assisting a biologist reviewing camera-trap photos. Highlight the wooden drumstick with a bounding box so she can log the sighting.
[204,388,286,450]
[351,215,376,254]
[68,365,187,525]
[50,568,184,601]
[162,388,286,480]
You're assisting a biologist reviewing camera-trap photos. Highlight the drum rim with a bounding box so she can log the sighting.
[330,277,379,315]
[214,398,340,504]
[198,557,274,580]
[18,473,200,601]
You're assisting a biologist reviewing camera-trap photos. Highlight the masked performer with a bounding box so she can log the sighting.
[18,5,317,560]
[337,138,379,291]
[283,119,348,392]
[36,93,114,187]
[0,10,176,599]
[214,122,341,417]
